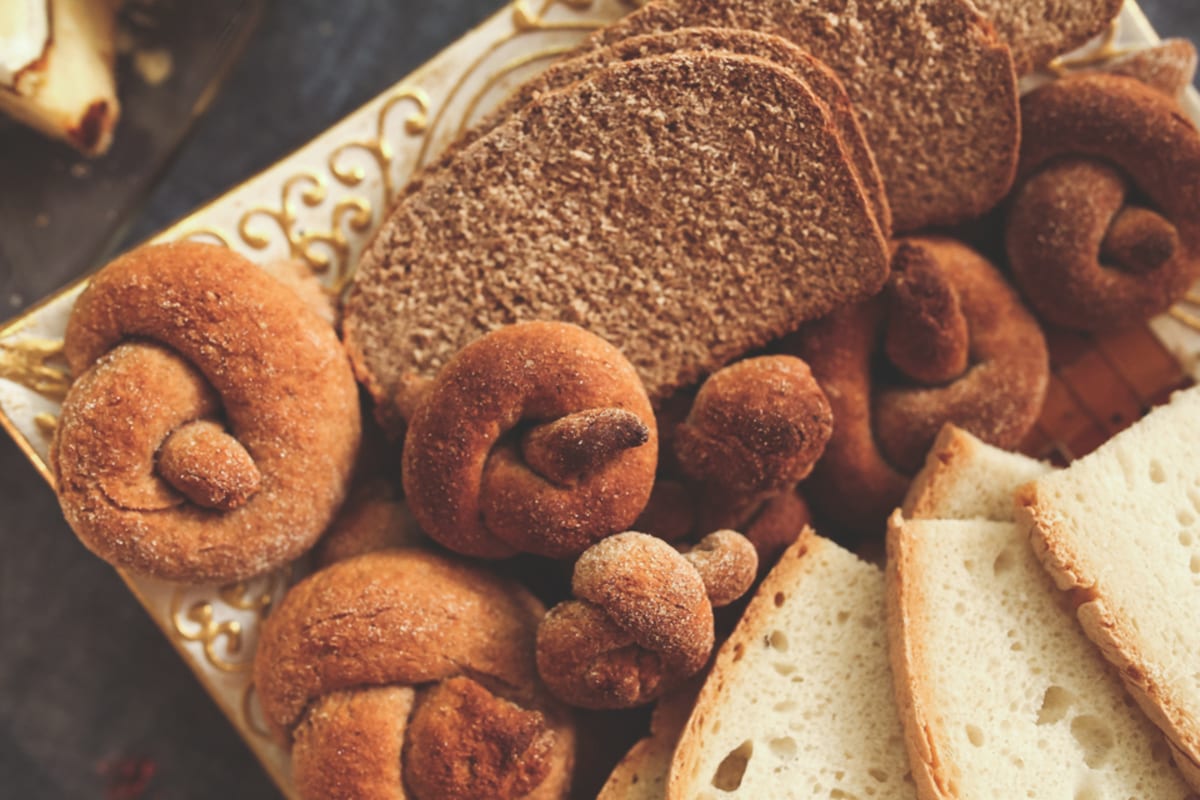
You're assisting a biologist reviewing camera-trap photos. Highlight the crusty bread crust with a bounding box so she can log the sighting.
[885,511,958,800]
[345,52,889,426]
[667,528,822,798]
[902,425,977,520]
[1019,481,1200,792]
[597,681,698,799]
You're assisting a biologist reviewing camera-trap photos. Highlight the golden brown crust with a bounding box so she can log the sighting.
[1006,73,1200,331]
[787,237,1048,536]
[253,549,575,800]
[674,356,832,496]
[885,511,959,799]
[403,322,657,559]
[292,687,414,800]
[312,478,425,569]
[50,242,361,582]
[1018,483,1200,792]
[681,530,758,608]
[900,424,977,521]
[536,531,753,709]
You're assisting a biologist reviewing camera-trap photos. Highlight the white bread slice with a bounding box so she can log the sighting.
[903,423,1052,522]
[597,681,698,800]
[887,513,1191,798]
[667,528,916,800]
[1018,385,1200,789]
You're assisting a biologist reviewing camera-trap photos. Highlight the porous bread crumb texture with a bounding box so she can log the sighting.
[590,0,1019,232]
[969,0,1122,74]
[892,518,1191,799]
[902,424,1052,522]
[344,52,887,417]
[1020,386,1200,783]
[669,532,915,799]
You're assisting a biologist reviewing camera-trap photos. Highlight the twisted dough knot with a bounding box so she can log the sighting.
[1006,72,1200,331]
[787,236,1048,534]
[672,356,831,554]
[403,321,658,559]
[50,242,361,582]
[536,531,757,709]
[253,549,575,800]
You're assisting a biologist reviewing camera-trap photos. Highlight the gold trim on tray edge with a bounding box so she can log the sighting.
[0,2,1195,800]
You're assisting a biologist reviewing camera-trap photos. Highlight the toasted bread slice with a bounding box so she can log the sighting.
[903,423,1052,522]
[469,27,890,237]
[344,52,889,431]
[666,529,916,799]
[970,0,1123,74]
[1018,385,1200,789]
[887,514,1191,799]
[585,0,1018,232]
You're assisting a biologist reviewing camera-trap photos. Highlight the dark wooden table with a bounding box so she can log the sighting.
[1,1,1196,797]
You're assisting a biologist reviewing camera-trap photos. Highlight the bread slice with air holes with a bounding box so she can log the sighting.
[1018,385,1200,790]
[666,528,916,800]
[902,423,1053,522]
[887,512,1192,799]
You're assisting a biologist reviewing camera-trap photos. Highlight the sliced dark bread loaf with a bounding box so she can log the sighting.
[344,52,890,432]
[583,0,1019,232]
[462,26,890,237]
[970,0,1123,74]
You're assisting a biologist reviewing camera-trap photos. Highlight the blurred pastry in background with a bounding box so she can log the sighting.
[0,0,123,156]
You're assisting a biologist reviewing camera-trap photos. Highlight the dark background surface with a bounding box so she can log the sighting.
[1,1,1197,797]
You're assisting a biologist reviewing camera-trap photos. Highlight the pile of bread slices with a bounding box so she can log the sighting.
[43,0,1200,797]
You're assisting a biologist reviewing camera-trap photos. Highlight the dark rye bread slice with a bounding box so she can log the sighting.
[970,0,1123,74]
[344,52,889,431]
[584,0,1019,233]
[461,27,891,237]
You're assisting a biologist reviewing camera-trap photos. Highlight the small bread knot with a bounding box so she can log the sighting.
[1006,73,1200,331]
[681,530,758,608]
[50,242,361,582]
[404,321,658,559]
[786,236,1048,534]
[665,356,830,561]
[674,356,832,495]
[254,550,576,800]
[537,531,754,709]
[404,677,556,800]
[157,420,260,510]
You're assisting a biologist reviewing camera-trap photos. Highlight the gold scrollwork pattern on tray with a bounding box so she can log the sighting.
[162,0,637,298]
[170,568,289,675]
[0,336,70,403]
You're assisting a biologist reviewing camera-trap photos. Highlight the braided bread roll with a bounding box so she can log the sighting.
[403,322,658,559]
[254,549,575,800]
[788,237,1048,535]
[51,242,360,582]
[1006,72,1200,331]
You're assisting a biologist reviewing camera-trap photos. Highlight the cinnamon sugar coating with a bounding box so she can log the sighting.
[537,531,754,709]
[787,237,1048,535]
[1006,73,1200,331]
[50,242,361,582]
[253,549,575,800]
[403,322,658,559]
